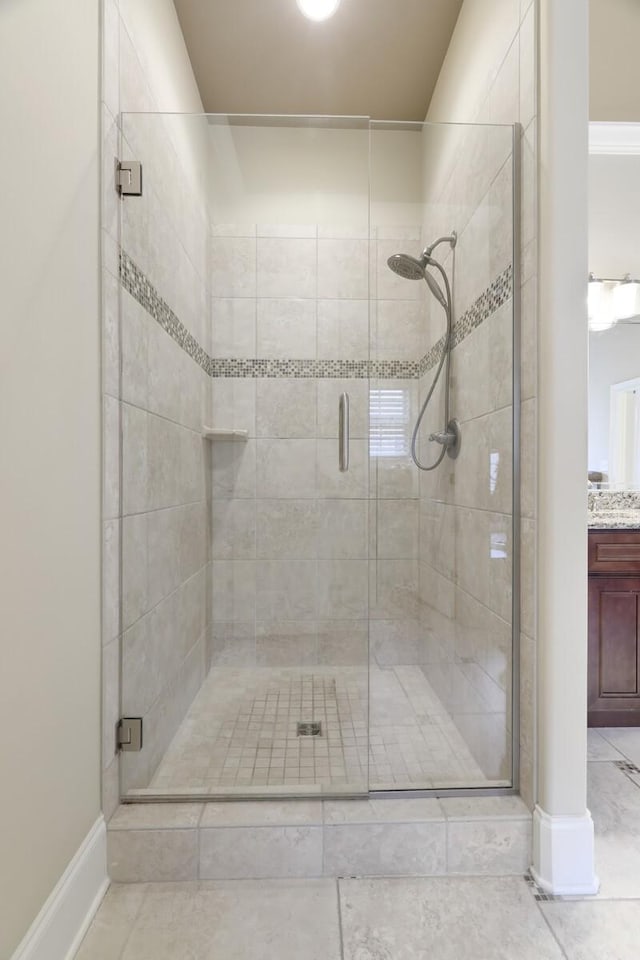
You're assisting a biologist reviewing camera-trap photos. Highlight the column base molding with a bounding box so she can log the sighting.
[531,804,599,896]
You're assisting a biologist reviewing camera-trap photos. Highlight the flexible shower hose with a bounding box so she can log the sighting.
[410,259,453,471]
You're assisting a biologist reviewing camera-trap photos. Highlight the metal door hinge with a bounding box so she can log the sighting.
[117,717,143,752]
[116,159,143,197]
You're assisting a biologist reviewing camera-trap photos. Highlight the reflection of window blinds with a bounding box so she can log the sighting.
[369,388,410,458]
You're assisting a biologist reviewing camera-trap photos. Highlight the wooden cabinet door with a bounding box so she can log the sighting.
[588,577,640,726]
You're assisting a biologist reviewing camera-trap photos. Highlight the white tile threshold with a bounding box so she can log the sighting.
[107,795,532,882]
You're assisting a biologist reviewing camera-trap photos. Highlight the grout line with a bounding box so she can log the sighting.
[120,395,204,439]
[598,730,640,767]
[444,817,449,874]
[533,893,572,960]
[120,563,207,636]
[196,815,202,881]
[114,880,150,960]
[336,876,346,960]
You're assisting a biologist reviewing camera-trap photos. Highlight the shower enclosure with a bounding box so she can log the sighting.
[116,113,519,801]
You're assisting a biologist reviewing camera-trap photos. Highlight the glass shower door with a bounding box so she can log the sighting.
[368,119,518,791]
[118,112,370,799]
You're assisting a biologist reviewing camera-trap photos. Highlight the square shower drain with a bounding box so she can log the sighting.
[297,721,322,737]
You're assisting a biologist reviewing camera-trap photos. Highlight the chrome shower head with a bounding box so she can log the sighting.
[387,251,448,309]
[386,253,425,282]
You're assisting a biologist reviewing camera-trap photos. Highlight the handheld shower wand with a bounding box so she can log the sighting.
[386,232,461,471]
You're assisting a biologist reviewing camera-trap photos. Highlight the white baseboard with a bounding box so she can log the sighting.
[531,804,599,896]
[11,815,109,960]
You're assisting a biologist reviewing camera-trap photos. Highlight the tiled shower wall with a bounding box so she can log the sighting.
[421,0,537,802]
[369,227,423,670]
[418,125,515,783]
[100,0,539,807]
[101,0,211,809]
[206,224,424,671]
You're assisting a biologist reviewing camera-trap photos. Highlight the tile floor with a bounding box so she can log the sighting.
[82,727,640,959]
[132,664,499,796]
[586,727,640,900]
[76,872,640,960]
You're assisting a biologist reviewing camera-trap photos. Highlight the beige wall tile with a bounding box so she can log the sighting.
[446,818,531,874]
[211,499,256,560]
[323,822,446,876]
[256,561,318,620]
[256,297,316,358]
[317,299,369,360]
[256,379,317,438]
[317,500,368,560]
[257,238,316,299]
[211,237,256,298]
[199,826,323,879]
[257,439,317,498]
[318,238,369,299]
[256,621,318,666]
[211,298,256,359]
[376,499,419,559]
[256,499,319,559]
[317,560,369,620]
[107,828,198,882]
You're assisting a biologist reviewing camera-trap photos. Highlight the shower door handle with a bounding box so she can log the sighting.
[339,392,349,472]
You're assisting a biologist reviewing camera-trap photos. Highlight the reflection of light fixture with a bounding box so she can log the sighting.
[588,272,640,331]
[613,274,640,320]
[588,274,616,331]
[296,0,341,20]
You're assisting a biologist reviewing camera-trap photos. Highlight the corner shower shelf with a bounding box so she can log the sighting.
[202,427,249,441]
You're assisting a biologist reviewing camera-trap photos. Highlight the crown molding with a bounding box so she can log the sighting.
[589,122,640,155]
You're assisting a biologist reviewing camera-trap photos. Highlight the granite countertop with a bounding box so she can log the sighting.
[588,491,640,530]
[588,514,640,530]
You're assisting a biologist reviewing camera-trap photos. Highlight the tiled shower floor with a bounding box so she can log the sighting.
[131,665,498,796]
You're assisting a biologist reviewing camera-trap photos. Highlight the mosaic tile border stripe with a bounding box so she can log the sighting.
[121,250,512,381]
[419,264,513,375]
[120,251,211,374]
[208,357,420,379]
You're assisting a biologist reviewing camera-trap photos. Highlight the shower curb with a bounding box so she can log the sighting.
[106,797,532,882]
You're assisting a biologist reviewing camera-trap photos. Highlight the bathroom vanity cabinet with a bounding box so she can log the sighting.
[588,529,640,726]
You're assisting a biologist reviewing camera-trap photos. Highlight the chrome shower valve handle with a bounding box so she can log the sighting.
[428,419,462,459]
[429,431,455,446]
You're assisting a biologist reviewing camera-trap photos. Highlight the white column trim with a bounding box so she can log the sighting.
[589,122,640,156]
[531,805,599,896]
[534,0,596,892]
[10,816,108,960]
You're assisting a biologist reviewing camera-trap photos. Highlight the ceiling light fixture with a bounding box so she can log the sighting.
[613,274,640,320]
[588,272,640,332]
[588,275,612,332]
[296,0,341,22]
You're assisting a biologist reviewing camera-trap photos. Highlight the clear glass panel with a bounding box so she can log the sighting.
[119,113,370,798]
[369,120,517,790]
[117,112,518,800]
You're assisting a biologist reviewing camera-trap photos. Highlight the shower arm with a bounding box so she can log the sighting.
[423,233,457,258]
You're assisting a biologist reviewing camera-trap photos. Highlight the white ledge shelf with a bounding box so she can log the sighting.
[202,427,249,441]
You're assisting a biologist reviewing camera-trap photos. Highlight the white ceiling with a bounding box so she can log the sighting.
[173,0,463,121]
